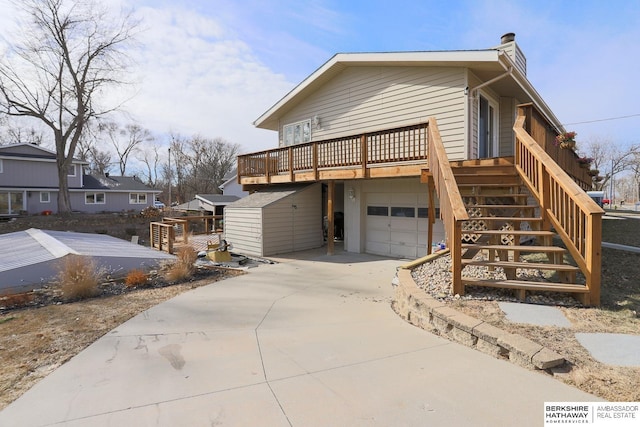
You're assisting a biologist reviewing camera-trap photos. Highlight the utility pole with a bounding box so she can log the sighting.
[168,147,172,210]
[609,158,614,207]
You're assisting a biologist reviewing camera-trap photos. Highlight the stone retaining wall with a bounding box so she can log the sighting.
[392,268,565,370]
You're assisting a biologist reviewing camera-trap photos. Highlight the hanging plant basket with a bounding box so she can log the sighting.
[594,175,604,182]
[588,169,599,176]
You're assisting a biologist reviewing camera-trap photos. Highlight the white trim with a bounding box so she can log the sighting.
[129,192,147,204]
[85,192,106,204]
[477,92,499,158]
[67,164,76,177]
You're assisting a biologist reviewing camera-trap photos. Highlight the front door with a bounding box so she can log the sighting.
[479,95,497,158]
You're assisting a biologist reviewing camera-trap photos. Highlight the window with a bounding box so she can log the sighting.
[283,119,311,146]
[417,207,440,218]
[85,192,105,204]
[0,159,3,173]
[40,192,50,203]
[367,206,389,216]
[391,207,415,218]
[67,164,76,176]
[129,193,147,204]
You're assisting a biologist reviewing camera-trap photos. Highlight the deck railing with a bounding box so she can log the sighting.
[427,117,469,295]
[514,105,604,305]
[238,123,428,182]
[517,103,592,190]
[150,215,223,254]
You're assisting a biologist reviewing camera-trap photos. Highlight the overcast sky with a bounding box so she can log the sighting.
[1,0,639,156]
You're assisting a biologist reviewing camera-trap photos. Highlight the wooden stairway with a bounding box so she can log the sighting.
[451,160,588,301]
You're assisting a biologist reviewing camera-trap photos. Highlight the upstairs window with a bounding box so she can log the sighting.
[67,164,76,176]
[283,119,311,146]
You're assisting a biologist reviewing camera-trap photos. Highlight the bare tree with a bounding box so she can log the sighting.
[136,141,161,187]
[100,122,152,175]
[0,0,138,214]
[0,121,45,145]
[168,135,240,203]
[582,137,638,193]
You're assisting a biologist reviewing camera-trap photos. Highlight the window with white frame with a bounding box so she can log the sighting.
[0,159,3,173]
[85,192,105,204]
[283,119,311,146]
[67,164,76,176]
[129,193,147,204]
[40,192,50,203]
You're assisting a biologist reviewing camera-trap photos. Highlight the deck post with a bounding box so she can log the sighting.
[327,180,335,255]
[427,175,435,255]
[361,134,367,178]
[289,147,294,182]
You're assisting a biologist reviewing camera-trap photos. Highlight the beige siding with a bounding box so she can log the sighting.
[292,184,322,251]
[279,66,467,160]
[262,203,294,255]
[499,97,516,156]
[224,208,264,256]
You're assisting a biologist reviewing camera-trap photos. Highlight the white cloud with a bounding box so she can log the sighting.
[115,4,294,152]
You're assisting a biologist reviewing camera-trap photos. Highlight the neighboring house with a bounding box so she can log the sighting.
[0,143,160,215]
[228,33,603,305]
[195,194,240,216]
[219,168,249,198]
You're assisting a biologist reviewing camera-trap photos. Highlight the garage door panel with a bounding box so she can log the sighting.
[390,231,418,245]
[390,217,417,232]
[390,243,417,258]
[366,241,391,256]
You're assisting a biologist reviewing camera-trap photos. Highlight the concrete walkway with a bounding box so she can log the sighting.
[0,250,601,426]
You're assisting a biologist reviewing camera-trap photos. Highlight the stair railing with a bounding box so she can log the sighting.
[427,117,469,295]
[513,107,604,305]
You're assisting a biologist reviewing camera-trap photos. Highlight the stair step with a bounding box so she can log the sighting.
[461,260,580,271]
[459,192,531,198]
[470,217,542,222]
[454,175,520,185]
[466,204,537,209]
[463,230,554,236]
[461,277,588,293]
[462,243,566,253]
[458,183,521,187]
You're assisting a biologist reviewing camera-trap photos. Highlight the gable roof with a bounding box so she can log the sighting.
[82,175,160,193]
[225,184,311,209]
[195,194,240,206]
[0,143,87,164]
[253,45,562,133]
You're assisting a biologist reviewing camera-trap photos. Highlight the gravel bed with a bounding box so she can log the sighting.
[411,252,583,307]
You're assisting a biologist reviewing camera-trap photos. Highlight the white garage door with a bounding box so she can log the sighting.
[365,192,432,258]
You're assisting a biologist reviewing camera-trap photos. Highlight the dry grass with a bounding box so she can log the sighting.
[449,214,640,401]
[164,247,197,282]
[56,255,104,301]
[124,269,149,288]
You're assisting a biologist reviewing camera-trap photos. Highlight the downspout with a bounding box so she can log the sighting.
[467,52,513,159]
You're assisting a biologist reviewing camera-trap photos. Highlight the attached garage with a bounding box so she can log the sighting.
[355,178,445,259]
[224,184,323,257]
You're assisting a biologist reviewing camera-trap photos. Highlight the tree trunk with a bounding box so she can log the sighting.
[56,157,72,215]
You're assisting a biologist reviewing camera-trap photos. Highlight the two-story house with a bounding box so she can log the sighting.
[226,34,603,305]
[0,143,160,215]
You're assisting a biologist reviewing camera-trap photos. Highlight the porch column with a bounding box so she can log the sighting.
[327,180,335,255]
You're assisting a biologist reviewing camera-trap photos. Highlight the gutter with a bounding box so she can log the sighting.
[467,51,514,159]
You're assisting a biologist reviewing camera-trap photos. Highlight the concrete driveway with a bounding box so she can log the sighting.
[0,250,600,426]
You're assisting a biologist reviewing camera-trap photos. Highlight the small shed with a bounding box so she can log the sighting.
[224,183,322,257]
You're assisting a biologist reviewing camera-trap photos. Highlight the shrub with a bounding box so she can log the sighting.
[56,255,104,301]
[164,247,196,282]
[125,269,149,287]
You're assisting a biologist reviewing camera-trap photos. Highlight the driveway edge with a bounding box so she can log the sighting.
[392,268,565,370]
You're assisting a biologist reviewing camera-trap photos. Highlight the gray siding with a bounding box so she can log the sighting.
[279,66,468,161]
[69,192,155,213]
[0,158,59,187]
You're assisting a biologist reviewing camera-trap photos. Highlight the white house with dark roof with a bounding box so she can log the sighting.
[0,143,160,215]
